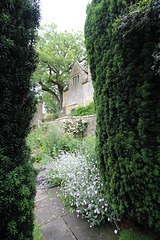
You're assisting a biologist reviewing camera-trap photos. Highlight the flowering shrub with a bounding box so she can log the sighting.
[37,151,120,230]
[63,119,89,138]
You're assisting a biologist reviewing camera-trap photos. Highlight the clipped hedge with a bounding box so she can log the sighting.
[0,0,39,239]
[85,0,160,231]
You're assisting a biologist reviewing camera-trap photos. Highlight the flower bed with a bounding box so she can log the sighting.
[37,151,120,230]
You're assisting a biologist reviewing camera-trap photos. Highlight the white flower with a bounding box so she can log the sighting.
[114,230,118,234]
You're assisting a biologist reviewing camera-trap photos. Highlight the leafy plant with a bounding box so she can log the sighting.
[70,102,96,116]
[27,123,85,160]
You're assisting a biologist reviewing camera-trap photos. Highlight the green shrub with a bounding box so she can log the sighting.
[27,123,84,159]
[44,113,59,121]
[0,0,40,239]
[0,150,37,239]
[70,102,95,116]
[119,229,154,240]
[85,0,160,232]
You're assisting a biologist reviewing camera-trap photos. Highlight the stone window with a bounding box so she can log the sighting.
[73,75,79,85]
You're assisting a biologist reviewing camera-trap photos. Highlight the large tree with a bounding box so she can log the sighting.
[85,0,160,231]
[33,24,87,113]
[0,0,39,239]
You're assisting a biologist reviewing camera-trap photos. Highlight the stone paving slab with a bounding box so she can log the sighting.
[35,205,52,225]
[35,195,69,225]
[63,212,118,240]
[35,188,48,202]
[47,186,61,196]
[34,186,119,240]
[40,218,76,240]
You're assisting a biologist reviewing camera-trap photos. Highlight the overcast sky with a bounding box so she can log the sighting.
[40,0,91,32]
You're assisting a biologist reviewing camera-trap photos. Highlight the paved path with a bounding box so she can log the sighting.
[34,184,119,240]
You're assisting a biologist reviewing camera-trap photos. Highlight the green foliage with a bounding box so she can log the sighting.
[63,119,89,138]
[119,229,154,240]
[42,91,59,115]
[85,0,160,232]
[0,0,40,239]
[44,113,59,121]
[33,24,87,111]
[0,151,37,239]
[59,195,74,213]
[70,102,96,116]
[27,123,85,160]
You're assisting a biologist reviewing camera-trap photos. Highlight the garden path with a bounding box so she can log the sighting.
[34,183,119,240]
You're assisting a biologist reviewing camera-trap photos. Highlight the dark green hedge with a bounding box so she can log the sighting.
[85,0,160,231]
[0,0,39,239]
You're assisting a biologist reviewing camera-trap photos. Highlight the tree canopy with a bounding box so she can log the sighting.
[33,24,87,113]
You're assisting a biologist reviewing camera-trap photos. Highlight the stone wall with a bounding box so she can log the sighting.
[52,114,96,136]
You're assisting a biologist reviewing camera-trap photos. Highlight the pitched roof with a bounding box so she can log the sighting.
[70,60,88,75]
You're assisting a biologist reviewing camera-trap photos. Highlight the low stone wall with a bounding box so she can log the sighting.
[52,115,96,136]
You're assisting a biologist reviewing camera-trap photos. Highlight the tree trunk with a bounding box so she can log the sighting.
[59,90,63,113]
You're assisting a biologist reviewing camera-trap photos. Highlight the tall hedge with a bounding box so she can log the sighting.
[0,0,40,239]
[85,0,160,231]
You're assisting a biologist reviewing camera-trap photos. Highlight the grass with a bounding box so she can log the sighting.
[33,220,43,240]
[119,229,154,240]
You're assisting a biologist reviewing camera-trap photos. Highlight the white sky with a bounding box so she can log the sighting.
[40,0,91,32]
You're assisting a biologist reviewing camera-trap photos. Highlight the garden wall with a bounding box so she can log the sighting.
[52,114,96,136]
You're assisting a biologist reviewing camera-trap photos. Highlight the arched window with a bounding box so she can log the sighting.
[71,109,76,114]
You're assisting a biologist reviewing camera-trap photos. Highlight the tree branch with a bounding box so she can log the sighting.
[39,80,60,105]
[42,60,59,74]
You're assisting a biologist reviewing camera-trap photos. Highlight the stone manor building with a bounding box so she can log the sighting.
[62,60,94,116]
